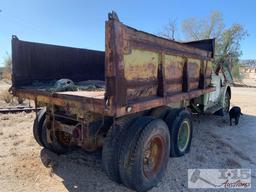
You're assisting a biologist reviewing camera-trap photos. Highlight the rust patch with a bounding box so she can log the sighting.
[123,49,159,81]
[127,85,158,101]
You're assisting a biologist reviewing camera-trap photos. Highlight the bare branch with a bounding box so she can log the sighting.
[159,18,178,40]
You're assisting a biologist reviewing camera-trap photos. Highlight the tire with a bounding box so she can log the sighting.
[223,91,231,113]
[215,91,231,116]
[165,109,193,157]
[102,116,136,183]
[119,117,170,192]
[164,108,183,122]
[150,106,170,119]
[41,118,73,154]
[33,108,46,147]
[119,116,155,188]
[41,119,54,150]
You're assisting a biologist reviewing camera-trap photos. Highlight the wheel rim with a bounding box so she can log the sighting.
[55,131,72,146]
[223,93,230,113]
[177,120,190,152]
[46,121,72,146]
[143,135,165,178]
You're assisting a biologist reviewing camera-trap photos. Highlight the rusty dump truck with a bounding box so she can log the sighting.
[11,12,231,191]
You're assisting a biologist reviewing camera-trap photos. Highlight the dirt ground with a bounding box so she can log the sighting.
[0,81,32,108]
[0,84,255,191]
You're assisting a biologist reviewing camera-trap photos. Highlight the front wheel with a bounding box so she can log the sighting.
[223,91,230,113]
[33,108,46,147]
[41,118,73,154]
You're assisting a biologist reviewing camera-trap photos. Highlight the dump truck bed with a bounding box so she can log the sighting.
[11,16,215,117]
[14,88,106,114]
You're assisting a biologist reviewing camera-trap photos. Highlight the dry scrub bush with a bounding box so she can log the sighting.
[0,90,13,103]
[2,68,12,81]
[2,55,12,81]
[16,96,25,104]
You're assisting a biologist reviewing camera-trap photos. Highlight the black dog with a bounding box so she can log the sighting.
[229,106,243,126]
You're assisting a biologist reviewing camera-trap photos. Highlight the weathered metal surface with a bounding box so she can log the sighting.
[187,58,201,90]
[205,61,213,86]
[57,91,105,99]
[12,12,215,118]
[123,49,159,100]
[114,87,215,117]
[124,49,159,81]
[105,16,214,112]
[46,105,109,151]
[127,86,157,100]
[12,36,105,87]
[164,55,184,94]
[183,39,215,58]
[0,107,41,113]
[12,88,108,115]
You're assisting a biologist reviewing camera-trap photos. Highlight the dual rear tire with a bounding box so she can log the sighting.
[165,109,193,157]
[118,117,170,191]
[102,108,193,191]
[151,107,193,157]
[33,108,46,147]
[103,116,170,192]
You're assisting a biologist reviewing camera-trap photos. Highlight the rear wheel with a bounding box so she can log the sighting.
[150,106,170,119]
[102,116,136,183]
[165,109,193,157]
[41,118,73,154]
[33,108,46,147]
[119,117,170,192]
[164,108,182,123]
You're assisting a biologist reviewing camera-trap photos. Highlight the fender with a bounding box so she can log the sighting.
[220,84,231,108]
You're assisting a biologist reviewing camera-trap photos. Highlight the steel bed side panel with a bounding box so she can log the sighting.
[105,18,215,117]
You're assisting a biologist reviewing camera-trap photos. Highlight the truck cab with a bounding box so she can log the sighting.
[204,69,232,114]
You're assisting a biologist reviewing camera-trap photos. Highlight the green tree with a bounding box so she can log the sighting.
[161,11,248,79]
[182,11,247,76]
[182,11,224,41]
[216,24,247,80]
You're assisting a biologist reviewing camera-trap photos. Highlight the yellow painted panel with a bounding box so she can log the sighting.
[124,49,159,81]
[207,61,213,71]
[164,55,184,80]
[208,61,213,67]
[188,58,201,78]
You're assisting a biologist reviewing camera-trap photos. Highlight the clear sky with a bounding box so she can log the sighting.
[0,0,255,66]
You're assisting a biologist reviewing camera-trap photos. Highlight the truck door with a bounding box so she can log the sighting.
[204,71,225,111]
